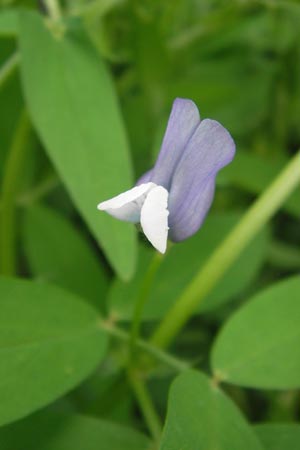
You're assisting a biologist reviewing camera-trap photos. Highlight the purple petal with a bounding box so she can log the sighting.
[169,178,215,242]
[136,168,153,186]
[151,98,200,189]
[168,119,235,241]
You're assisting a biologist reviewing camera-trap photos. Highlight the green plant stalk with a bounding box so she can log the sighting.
[17,173,60,206]
[45,0,63,20]
[103,317,174,441]
[0,174,60,212]
[0,52,20,90]
[150,151,300,349]
[125,252,164,440]
[101,320,189,372]
[127,369,162,443]
[129,251,164,363]
[0,111,31,276]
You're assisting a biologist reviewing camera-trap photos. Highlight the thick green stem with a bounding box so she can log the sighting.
[129,251,164,362]
[127,369,162,442]
[0,52,20,90]
[0,111,31,276]
[45,0,63,20]
[150,151,300,349]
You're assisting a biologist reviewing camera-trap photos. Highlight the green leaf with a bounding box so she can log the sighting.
[160,370,263,450]
[0,411,152,450]
[19,11,136,280]
[211,276,300,389]
[0,277,108,426]
[23,204,108,310]
[255,424,300,450]
[0,9,18,37]
[109,212,269,320]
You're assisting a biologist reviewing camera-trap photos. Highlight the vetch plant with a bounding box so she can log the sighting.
[1,3,300,450]
[98,98,235,253]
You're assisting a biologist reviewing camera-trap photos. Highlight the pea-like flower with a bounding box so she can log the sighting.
[98,98,235,254]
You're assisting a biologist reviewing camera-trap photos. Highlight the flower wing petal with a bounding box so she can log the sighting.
[151,98,200,188]
[97,182,156,223]
[140,186,169,253]
[169,119,235,241]
[169,177,215,241]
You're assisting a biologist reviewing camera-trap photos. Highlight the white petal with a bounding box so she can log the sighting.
[97,182,156,223]
[140,185,169,253]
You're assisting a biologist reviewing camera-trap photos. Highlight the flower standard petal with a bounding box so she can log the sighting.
[151,98,200,189]
[140,185,169,254]
[168,119,235,241]
[136,168,153,186]
[97,182,156,223]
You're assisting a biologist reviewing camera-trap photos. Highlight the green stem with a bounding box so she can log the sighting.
[17,173,60,206]
[0,110,31,276]
[101,320,189,372]
[150,151,300,349]
[45,0,63,20]
[0,175,60,212]
[127,369,162,442]
[129,251,164,362]
[0,52,20,90]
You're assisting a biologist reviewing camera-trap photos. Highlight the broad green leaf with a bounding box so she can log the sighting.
[0,9,18,37]
[211,276,300,389]
[221,151,300,218]
[0,411,152,450]
[23,204,108,310]
[19,11,136,280]
[0,277,108,426]
[109,212,269,320]
[160,370,263,450]
[255,424,300,450]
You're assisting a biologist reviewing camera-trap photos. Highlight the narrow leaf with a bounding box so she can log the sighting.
[19,11,136,280]
[0,9,18,37]
[23,204,108,310]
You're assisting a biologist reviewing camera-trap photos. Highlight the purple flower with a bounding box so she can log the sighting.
[98,98,235,253]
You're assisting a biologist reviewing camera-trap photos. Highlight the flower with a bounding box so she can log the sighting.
[97,98,235,254]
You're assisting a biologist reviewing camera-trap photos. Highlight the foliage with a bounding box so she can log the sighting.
[0,0,300,449]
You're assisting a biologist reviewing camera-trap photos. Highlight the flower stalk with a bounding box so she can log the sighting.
[127,369,162,443]
[129,250,164,363]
